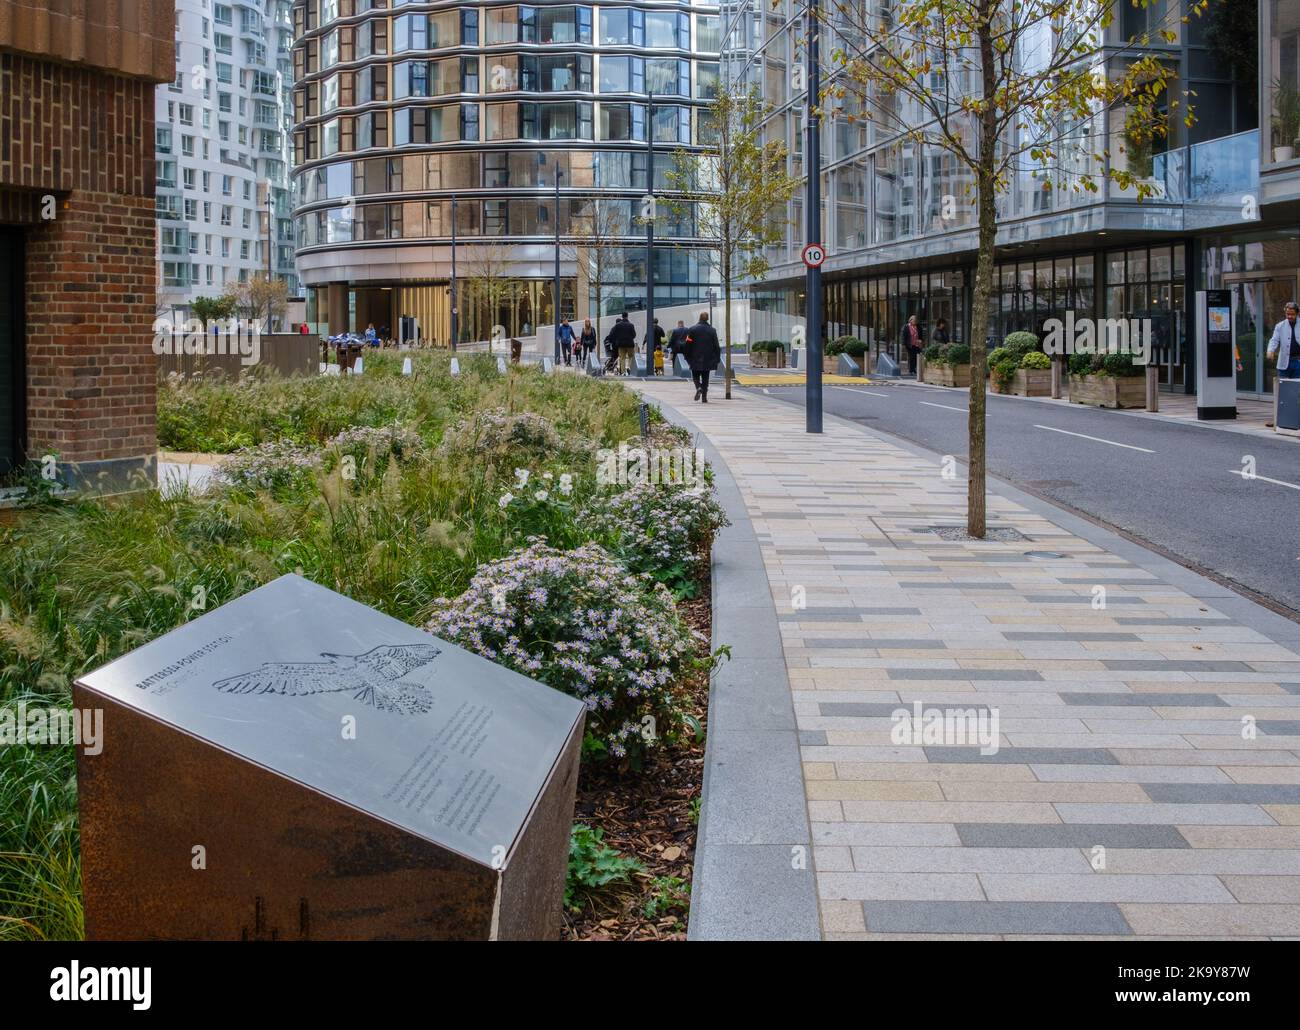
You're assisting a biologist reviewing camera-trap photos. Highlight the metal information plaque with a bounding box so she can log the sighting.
[75,574,585,940]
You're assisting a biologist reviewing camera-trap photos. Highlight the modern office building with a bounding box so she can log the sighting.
[732,0,1300,402]
[289,0,722,344]
[0,0,172,488]
[156,0,299,323]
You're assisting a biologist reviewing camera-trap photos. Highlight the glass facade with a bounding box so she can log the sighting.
[292,0,721,343]
[725,0,1288,395]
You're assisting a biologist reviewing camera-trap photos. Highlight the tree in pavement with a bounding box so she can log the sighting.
[826,0,1201,535]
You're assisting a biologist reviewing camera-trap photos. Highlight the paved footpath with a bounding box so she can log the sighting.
[639,381,1300,941]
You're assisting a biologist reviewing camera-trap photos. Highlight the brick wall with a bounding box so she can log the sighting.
[0,50,162,476]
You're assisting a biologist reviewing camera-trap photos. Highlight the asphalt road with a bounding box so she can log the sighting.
[741,374,1300,618]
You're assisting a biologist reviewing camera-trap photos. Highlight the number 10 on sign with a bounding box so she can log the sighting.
[802,243,825,268]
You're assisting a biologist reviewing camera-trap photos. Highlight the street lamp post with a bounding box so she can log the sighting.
[264,182,274,333]
[449,195,458,351]
[805,0,824,434]
[554,167,563,363]
[645,93,656,376]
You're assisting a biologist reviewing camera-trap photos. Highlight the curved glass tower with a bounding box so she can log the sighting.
[291,0,721,344]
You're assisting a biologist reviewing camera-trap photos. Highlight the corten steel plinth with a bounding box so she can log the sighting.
[74,575,585,941]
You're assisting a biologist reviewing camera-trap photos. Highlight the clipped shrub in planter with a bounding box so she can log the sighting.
[823,337,849,373]
[994,349,1053,396]
[425,539,702,764]
[1002,331,1039,360]
[990,356,1020,393]
[923,342,972,387]
[749,340,787,368]
[1068,352,1147,408]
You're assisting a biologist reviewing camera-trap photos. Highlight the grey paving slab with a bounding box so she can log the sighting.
[1102,659,1252,672]
[689,845,820,941]
[1140,782,1300,805]
[956,822,1191,849]
[1004,632,1142,641]
[926,746,1119,765]
[803,638,946,649]
[1259,720,1300,734]
[889,668,1044,681]
[863,900,1132,935]
[1060,692,1228,707]
[819,702,994,718]
[710,658,798,732]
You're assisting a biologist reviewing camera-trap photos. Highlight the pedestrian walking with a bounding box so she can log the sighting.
[557,318,575,365]
[668,319,688,366]
[902,314,922,375]
[931,317,949,347]
[647,317,666,360]
[685,311,721,403]
[609,311,637,374]
[579,318,597,363]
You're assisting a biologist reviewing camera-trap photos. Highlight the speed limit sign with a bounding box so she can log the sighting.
[802,242,826,268]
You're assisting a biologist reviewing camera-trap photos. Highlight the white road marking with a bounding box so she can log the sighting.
[1228,469,1300,491]
[830,386,889,397]
[1032,424,1155,453]
[920,401,970,413]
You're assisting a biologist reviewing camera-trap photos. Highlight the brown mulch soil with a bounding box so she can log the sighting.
[560,556,713,941]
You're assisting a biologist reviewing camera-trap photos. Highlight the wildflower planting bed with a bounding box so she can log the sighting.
[0,351,726,941]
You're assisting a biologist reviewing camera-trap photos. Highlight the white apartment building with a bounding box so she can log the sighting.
[156,0,299,325]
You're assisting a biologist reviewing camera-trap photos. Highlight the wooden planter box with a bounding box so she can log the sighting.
[923,364,971,388]
[992,368,1052,396]
[750,349,786,369]
[824,355,841,374]
[1068,373,1146,408]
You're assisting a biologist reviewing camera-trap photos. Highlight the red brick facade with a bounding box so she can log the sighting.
[0,44,167,481]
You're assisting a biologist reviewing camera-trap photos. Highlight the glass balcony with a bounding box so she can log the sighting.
[1153,128,1260,229]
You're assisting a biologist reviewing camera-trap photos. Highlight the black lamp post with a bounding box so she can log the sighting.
[449,194,458,351]
[554,166,563,363]
[645,92,656,375]
[805,0,823,433]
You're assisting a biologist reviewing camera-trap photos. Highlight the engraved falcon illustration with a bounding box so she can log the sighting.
[211,644,442,715]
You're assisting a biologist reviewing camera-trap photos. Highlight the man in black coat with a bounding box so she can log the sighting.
[684,312,722,402]
[608,312,637,374]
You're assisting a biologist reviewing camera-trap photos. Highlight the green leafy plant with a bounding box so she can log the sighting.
[565,824,643,911]
[642,875,691,921]
[1068,352,1095,376]
[1102,352,1144,377]
[986,346,1010,369]
[922,341,942,362]
[992,356,1019,386]
[824,338,847,357]
[1002,332,1039,360]
[1020,350,1052,370]
[944,343,971,366]
[1272,79,1300,150]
